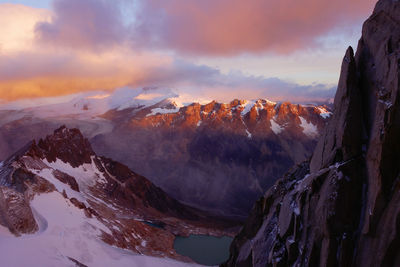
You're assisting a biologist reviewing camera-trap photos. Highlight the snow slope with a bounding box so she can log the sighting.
[299,117,318,137]
[0,192,201,267]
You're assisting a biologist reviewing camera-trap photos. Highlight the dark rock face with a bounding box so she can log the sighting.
[52,170,80,192]
[33,125,95,168]
[224,1,400,266]
[96,156,204,220]
[0,154,55,236]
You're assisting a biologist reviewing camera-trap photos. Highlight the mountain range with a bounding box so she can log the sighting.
[0,89,331,217]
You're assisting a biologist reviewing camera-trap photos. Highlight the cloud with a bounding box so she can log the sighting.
[0,48,173,101]
[0,47,335,103]
[35,0,126,51]
[0,1,355,103]
[0,4,50,53]
[31,0,376,55]
[134,0,376,55]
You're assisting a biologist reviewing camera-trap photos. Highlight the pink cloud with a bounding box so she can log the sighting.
[35,0,126,51]
[0,0,377,102]
[135,0,376,55]
[0,49,335,103]
[33,0,376,55]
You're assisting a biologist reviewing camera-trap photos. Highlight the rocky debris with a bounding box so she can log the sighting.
[224,0,400,266]
[0,153,55,235]
[53,170,80,192]
[70,198,86,210]
[67,257,88,267]
[0,187,38,235]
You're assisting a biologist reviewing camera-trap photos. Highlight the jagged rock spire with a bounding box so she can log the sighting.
[224,0,400,266]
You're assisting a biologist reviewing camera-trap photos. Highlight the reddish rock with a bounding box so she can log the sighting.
[52,170,80,192]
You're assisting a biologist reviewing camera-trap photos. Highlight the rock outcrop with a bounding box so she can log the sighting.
[223,0,400,266]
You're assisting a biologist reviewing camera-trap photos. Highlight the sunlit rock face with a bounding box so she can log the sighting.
[92,99,330,217]
[223,1,400,266]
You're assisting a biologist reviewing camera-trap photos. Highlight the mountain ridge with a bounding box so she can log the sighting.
[0,126,237,266]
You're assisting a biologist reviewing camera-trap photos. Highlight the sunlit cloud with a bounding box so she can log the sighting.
[134,0,376,55]
[35,0,127,51]
[86,93,111,100]
[0,0,377,104]
[0,4,50,53]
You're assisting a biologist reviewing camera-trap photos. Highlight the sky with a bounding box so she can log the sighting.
[0,0,377,105]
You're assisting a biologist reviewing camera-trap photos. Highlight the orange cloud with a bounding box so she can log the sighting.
[0,49,173,101]
[0,1,371,102]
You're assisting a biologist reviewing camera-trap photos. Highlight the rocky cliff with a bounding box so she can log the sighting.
[223,0,400,266]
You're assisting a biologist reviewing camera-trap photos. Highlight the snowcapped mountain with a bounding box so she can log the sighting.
[0,86,330,122]
[0,88,331,217]
[15,87,181,119]
[0,126,235,266]
[94,99,331,217]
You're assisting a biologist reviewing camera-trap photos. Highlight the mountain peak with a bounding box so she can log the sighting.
[33,126,94,168]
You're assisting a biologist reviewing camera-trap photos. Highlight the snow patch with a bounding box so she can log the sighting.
[43,158,101,190]
[240,100,257,116]
[299,117,318,137]
[0,224,12,237]
[29,167,87,204]
[240,99,276,116]
[270,118,284,135]
[245,129,252,139]
[317,107,332,119]
[146,107,180,117]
